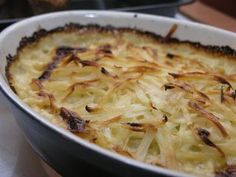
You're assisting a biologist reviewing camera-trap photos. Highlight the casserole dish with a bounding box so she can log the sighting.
[0,11,235,177]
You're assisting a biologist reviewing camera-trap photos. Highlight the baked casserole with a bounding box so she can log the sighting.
[6,24,236,177]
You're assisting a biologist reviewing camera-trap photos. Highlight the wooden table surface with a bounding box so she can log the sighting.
[180,0,236,32]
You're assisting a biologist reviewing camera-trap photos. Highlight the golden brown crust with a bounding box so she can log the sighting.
[6,23,236,88]
[5,54,17,93]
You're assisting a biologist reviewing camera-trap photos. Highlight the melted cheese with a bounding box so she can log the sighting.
[7,26,236,177]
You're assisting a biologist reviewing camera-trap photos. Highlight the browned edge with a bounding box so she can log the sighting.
[5,23,236,93]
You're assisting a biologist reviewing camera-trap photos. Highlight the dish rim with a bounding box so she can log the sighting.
[0,10,235,177]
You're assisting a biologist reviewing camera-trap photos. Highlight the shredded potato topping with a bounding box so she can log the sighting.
[7,24,236,177]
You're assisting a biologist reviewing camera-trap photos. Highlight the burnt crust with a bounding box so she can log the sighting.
[5,54,17,93]
[5,23,236,89]
[13,23,236,57]
[38,46,87,81]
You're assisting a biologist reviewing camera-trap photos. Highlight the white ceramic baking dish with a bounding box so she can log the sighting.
[0,11,235,177]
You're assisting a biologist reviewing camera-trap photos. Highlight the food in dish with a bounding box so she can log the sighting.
[6,23,236,177]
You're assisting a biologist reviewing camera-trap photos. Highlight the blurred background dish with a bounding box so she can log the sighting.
[28,0,69,14]
[0,0,193,30]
